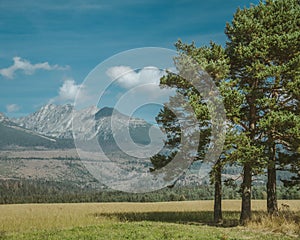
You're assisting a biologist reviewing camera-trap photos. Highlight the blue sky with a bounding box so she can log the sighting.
[0,0,259,121]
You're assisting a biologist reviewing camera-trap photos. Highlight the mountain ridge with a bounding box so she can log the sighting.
[9,104,152,150]
[0,113,72,150]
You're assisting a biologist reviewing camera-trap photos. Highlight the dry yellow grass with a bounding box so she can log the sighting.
[0,200,300,233]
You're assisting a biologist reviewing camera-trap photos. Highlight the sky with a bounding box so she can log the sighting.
[0,0,259,122]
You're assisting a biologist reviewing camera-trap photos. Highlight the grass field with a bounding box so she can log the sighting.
[0,200,299,239]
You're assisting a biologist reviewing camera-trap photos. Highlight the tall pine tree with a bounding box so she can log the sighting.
[151,41,231,224]
[226,0,300,219]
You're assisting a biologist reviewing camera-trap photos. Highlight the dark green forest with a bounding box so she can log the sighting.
[0,178,299,204]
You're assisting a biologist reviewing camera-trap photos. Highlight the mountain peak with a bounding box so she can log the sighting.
[95,107,122,119]
[41,103,56,110]
[41,103,73,111]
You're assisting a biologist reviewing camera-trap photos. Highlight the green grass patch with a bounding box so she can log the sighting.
[1,221,295,240]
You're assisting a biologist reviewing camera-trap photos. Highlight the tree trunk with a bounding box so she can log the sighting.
[214,160,222,224]
[267,144,278,215]
[240,163,252,224]
[240,97,256,224]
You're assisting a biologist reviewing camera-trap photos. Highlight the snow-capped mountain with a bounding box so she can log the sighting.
[13,104,152,143]
[14,104,96,139]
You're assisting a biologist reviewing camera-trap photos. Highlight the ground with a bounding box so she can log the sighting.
[0,200,299,239]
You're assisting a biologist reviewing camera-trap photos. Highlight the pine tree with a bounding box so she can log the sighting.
[151,41,230,224]
[226,0,300,219]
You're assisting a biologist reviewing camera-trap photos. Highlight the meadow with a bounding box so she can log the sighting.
[0,200,299,239]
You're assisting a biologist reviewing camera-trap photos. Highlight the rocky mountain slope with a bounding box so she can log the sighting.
[13,104,152,145]
[14,104,96,139]
[0,112,72,149]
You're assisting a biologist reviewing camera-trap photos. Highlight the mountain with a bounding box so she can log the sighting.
[12,104,153,148]
[94,107,152,146]
[0,112,74,149]
[95,107,117,119]
[13,104,91,139]
[3,104,156,188]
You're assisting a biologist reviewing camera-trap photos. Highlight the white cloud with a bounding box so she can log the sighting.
[106,65,176,102]
[50,78,84,104]
[6,104,20,113]
[105,66,176,122]
[59,79,81,101]
[106,66,164,89]
[0,56,69,79]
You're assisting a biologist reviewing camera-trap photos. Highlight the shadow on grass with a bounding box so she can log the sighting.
[0,231,7,240]
[94,211,240,227]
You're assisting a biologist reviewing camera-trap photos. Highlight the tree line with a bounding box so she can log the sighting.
[0,179,299,204]
[150,0,300,224]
